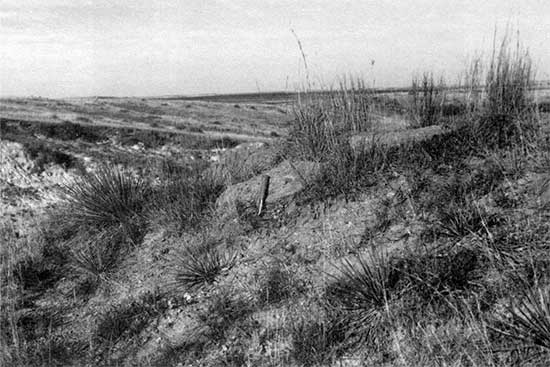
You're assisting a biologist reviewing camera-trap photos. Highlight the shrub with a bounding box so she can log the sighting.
[171,241,236,291]
[62,165,150,239]
[22,141,79,172]
[43,120,103,142]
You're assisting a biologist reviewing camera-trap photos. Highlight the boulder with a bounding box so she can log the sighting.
[216,160,320,217]
[350,125,446,150]
[532,174,550,209]
[208,141,283,185]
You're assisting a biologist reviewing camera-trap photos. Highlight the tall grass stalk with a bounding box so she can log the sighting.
[485,31,534,118]
[409,72,447,127]
[290,77,374,161]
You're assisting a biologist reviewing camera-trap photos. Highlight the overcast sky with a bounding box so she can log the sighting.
[1,0,549,97]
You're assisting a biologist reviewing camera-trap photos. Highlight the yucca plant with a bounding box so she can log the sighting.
[436,199,491,238]
[62,165,150,234]
[325,246,393,350]
[496,286,550,350]
[171,242,237,291]
[68,227,126,279]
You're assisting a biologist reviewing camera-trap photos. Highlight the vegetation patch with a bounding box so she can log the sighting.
[171,239,237,292]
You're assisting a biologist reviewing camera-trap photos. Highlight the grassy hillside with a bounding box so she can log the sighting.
[2,36,550,367]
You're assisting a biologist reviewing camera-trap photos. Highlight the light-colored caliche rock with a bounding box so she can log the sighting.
[531,174,550,209]
[207,141,283,185]
[349,125,446,150]
[215,160,320,217]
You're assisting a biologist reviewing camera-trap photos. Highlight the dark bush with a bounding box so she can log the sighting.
[119,129,168,148]
[538,101,550,113]
[291,317,344,367]
[23,141,79,172]
[42,120,103,142]
[393,246,481,308]
[95,291,169,344]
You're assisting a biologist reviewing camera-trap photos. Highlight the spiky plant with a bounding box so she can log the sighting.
[172,243,237,291]
[62,165,150,233]
[436,199,491,238]
[68,227,126,279]
[500,286,550,350]
[325,247,393,350]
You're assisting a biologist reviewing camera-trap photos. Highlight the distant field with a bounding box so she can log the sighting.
[0,96,290,141]
[159,82,550,104]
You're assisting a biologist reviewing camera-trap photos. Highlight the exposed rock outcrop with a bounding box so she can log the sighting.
[215,160,320,218]
[350,125,446,150]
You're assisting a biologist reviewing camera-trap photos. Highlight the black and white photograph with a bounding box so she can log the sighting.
[1,1,550,366]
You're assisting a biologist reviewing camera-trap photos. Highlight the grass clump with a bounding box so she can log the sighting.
[63,165,150,232]
[60,165,150,278]
[325,247,394,351]
[485,33,534,119]
[171,241,237,291]
[256,262,299,305]
[465,31,537,150]
[394,246,481,308]
[409,72,447,127]
[288,78,373,162]
[95,291,169,345]
[492,285,550,355]
[149,169,225,234]
[67,227,127,280]
[290,316,343,367]
[436,199,493,238]
[196,291,254,342]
